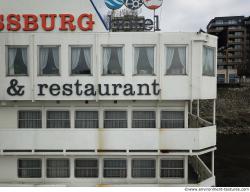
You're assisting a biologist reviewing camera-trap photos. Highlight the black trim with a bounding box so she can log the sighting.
[66,150,95,152]
[34,149,63,152]
[97,150,126,153]
[3,150,32,153]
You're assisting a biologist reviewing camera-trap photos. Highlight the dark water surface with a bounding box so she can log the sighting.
[216,134,250,186]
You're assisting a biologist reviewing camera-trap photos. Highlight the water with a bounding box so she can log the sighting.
[216,134,250,186]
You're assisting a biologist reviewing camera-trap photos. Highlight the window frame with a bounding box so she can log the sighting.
[202,46,216,77]
[132,110,156,128]
[165,45,188,76]
[46,110,71,129]
[74,110,99,129]
[46,158,70,178]
[38,45,61,76]
[17,158,42,178]
[74,158,99,178]
[101,45,125,76]
[131,158,156,178]
[103,158,127,178]
[133,44,156,76]
[18,110,42,129]
[103,110,128,129]
[69,45,93,76]
[217,74,226,84]
[6,45,29,77]
[160,110,185,129]
[160,158,184,178]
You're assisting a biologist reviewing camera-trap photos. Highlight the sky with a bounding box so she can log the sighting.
[92,0,250,32]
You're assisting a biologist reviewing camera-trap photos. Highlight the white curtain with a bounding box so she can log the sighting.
[19,111,41,129]
[203,47,214,76]
[178,47,186,74]
[8,48,17,75]
[132,160,155,178]
[134,48,140,74]
[132,111,156,128]
[207,48,214,75]
[166,47,175,74]
[21,48,28,67]
[47,159,69,178]
[147,47,154,69]
[75,111,98,128]
[83,47,91,69]
[103,47,112,74]
[117,47,123,72]
[71,48,81,70]
[161,111,184,128]
[47,111,70,128]
[52,47,59,69]
[104,111,127,128]
[39,48,49,75]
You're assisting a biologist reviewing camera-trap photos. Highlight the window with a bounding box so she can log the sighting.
[217,59,224,65]
[103,47,123,75]
[228,20,237,25]
[75,111,98,128]
[235,58,242,62]
[216,27,223,30]
[71,47,91,75]
[161,111,184,128]
[75,159,98,178]
[235,39,242,43]
[47,159,70,178]
[235,45,242,49]
[132,159,155,178]
[18,159,42,178]
[229,74,238,83]
[104,111,127,128]
[134,47,154,75]
[160,159,184,178]
[166,46,186,75]
[203,47,215,76]
[217,74,225,84]
[7,47,28,76]
[39,46,59,75]
[132,111,156,128]
[235,32,243,36]
[47,111,70,128]
[215,20,223,25]
[18,111,42,129]
[103,159,127,178]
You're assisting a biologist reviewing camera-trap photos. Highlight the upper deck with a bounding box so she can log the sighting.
[0,32,217,101]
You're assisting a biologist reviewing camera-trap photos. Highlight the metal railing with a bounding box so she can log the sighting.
[188,114,213,128]
[189,156,212,183]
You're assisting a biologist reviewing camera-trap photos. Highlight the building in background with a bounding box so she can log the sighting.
[0,0,217,187]
[207,16,250,84]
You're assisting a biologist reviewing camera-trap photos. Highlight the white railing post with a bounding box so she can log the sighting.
[184,156,188,184]
[212,151,215,176]
[190,100,193,114]
[213,99,216,125]
[197,99,200,117]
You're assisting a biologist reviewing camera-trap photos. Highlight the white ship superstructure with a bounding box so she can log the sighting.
[0,0,217,187]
